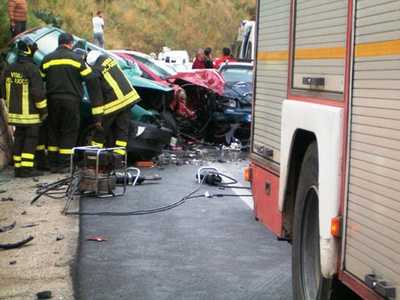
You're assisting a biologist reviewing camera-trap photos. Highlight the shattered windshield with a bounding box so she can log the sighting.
[133,55,174,79]
[35,30,60,55]
[221,66,253,83]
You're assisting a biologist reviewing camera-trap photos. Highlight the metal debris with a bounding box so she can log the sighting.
[1,197,14,202]
[36,290,52,299]
[0,221,16,233]
[0,236,34,250]
[86,235,107,242]
[21,223,39,228]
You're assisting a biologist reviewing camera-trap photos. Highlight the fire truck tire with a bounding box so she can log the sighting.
[292,142,333,300]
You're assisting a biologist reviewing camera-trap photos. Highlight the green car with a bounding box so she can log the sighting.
[4,26,173,159]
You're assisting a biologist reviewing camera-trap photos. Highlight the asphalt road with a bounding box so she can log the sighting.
[74,161,292,300]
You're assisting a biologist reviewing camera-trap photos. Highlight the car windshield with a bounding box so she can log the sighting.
[35,30,61,55]
[133,55,174,79]
[221,66,253,83]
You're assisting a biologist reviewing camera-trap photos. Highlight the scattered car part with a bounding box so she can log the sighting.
[36,290,52,299]
[0,221,16,233]
[0,235,34,250]
[86,236,107,242]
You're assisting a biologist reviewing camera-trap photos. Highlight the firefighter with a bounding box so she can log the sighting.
[40,32,97,173]
[86,51,141,155]
[0,39,47,177]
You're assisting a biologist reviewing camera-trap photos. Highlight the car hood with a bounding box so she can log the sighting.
[167,69,225,96]
[122,67,173,92]
[223,81,253,104]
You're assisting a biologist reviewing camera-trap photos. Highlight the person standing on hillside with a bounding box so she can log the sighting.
[213,47,236,69]
[192,49,206,69]
[92,11,105,48]
[8,0,28,37]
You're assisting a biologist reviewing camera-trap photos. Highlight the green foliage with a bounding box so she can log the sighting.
[0,0,256,57]
[0,0,11,49]
[33,9,63,28]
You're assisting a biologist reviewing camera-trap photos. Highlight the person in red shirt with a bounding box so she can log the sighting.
[192,48,206,69]
[213,47,236,69]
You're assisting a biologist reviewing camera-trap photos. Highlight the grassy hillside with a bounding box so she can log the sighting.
[0,0,255,57]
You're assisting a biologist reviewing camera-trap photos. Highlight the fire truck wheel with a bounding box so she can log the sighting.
[292,142,333,300]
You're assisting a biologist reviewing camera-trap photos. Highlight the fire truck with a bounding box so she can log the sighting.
[246,0,399,299]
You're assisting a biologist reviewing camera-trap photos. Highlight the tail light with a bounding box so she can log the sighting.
[244,166,252,182]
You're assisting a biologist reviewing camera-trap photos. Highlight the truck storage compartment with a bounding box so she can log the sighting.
[344,1,400,298]
[252,163,282,236]
[251,0,290,164]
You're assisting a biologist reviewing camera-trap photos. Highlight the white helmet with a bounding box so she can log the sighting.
[86,50,102,66]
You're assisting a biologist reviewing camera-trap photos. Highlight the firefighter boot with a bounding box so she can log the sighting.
[19,167,44,178]
[36,150,49,171]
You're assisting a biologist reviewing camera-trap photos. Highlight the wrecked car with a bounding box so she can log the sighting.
[112,50,196,121]
[114,50,251,145]
[3,27,173,160]
[217,62,254,144]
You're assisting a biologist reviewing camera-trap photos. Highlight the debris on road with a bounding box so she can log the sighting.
[1,197,14,202]
[36,290,52,299]
[9,260,17,265]
[86,236,107,242]
[21,223,39,228]
[0,235,34,250]
[56,233,65,241]
[0,221,16,233]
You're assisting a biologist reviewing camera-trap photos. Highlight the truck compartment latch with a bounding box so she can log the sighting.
[365,274,396,299]
[302,77,325,87]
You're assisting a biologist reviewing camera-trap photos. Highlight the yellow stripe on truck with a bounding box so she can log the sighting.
[295,47,345,60]
[257,39,400,62]
[258,51,288,61]
[355,39,400,57]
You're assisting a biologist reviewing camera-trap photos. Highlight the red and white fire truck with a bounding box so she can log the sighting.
[246,0,399,299]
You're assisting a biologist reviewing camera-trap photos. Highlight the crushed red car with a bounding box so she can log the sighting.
[113,50,250,145]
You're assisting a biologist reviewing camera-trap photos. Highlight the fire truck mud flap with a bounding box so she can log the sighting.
[128,121,172,161]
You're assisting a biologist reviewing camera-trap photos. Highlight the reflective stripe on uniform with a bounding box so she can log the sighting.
[104,72,125,100]
[91,141,104,148]
[13,155,21,161]
[36,145,46,151]
[22,82,29,116]
[14,163,21,168]
[21,161,34,167]
[115,140,127,147]
[40,70,46,78]
[80,67,92,77]
[21,153,35,160]
[48,146,59,152]
[59,148,73,155]
[8,113,41,124]
[43,59,81,70]
[5,78,11,108]
[113,149,126,156]
[36,99,47,109]
[103,90,139,115]
[92,106,104,115]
